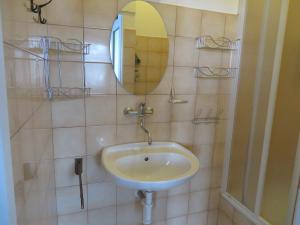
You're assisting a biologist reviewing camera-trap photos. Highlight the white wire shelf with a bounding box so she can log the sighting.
[4,36,91,100]
[192,117,222,124]
[9,36,90,56]
[194,67,238,79]
[49,87,91,99]
[196,36,240,50]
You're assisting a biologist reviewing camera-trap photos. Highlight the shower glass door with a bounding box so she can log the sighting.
[224,0,300,224]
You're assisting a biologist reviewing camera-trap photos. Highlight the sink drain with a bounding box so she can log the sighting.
[144,157,149,161]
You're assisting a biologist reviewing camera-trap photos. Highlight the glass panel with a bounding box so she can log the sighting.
[261,0,300,223]
[227,0,283,211]
[227,0,265,203]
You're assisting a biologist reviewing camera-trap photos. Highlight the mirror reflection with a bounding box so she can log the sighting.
[110,1,169,95]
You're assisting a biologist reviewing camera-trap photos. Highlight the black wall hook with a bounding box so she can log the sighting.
[28,0,53,24]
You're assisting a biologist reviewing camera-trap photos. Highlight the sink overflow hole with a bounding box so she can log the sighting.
[144,157,149,162]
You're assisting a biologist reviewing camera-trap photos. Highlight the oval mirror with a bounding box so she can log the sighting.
[110,1,169,95]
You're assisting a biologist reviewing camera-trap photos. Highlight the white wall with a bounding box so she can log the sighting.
[148,0,240,14]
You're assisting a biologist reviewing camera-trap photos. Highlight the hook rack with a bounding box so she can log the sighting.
[26,0,53,24]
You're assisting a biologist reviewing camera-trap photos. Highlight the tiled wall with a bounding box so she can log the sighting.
[2,1,239,225]
[49,1,238,225]
[2,1,57,224]
[217,197,255,225]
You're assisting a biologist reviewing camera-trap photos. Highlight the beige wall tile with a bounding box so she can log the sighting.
[48,25,83,41]
[86,125,117,155]
[52,99,85,128]
[88,206,116,225]
[190,168,211,192]
[88,182,116,209]
[209,188,221,210]
[50,62,84,88]
[168,36,175,66]
[176,7,202,38]
[198,49,223,67]
[173,67,197,94]
[148,123,171,141]
[225,15,239,39]
[117,186,138,205]
[193,124,216,146]
[58,212,87,225]
[83,0,117,29]
[217,211,232,225]
[193,144,213,169]
[211,167,223,188]
[85,63,116,95]
[215,120,227,143]
[201,12,226,36]
[167,194,189,218]
[197,79,220,94]
[213,144,225,168]
[168,183,189,196]
[174,37,198,67]
[21,128,53,162]
[167,216,187,225]
[85,96,117,126]
[87,155,112,184]
[208,210,218,225]
[219,80,234,94]
[116,124,145,144]
[195,94,218,119]
[2,0,34,23]
[170,122,194,148]
[146,95,171,123]
[53,127,86,159]
[84,29,111,63]
[188,212,208,225]
[117,203,142,225]
[47,0,83,27]
[152,198,167,222]
[56,185,87,215]
[171,95,196,121]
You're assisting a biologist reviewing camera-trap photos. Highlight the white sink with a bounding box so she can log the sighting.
[102,142,200,191]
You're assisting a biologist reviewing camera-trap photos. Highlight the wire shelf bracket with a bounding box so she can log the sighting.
[194,67,238,79]
[196,35,240,50]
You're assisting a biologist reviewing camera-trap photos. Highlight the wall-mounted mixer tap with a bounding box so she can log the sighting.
[123,102,154,117]
[123,103,153,145]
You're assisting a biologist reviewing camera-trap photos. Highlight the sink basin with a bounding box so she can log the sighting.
[102,142,200,191]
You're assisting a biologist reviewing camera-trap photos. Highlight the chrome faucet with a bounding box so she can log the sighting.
[138,103,152,145]
[140,117,152,145]
[123,103,153,145]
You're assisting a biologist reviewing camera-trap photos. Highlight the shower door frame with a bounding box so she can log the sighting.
[0,4,18,225]
[221,0,300,224]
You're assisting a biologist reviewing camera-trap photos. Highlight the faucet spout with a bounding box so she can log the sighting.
[140,118,152,145]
